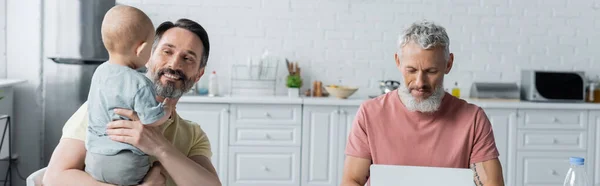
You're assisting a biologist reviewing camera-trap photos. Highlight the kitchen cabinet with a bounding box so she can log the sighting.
[514,109,594,186]
[230,104,303,186]
[592,111,600,186]
[300,105,359,186]
[483,109,516,185]
[175,103,230,180]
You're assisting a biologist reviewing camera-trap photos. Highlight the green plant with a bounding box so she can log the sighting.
[286,75,302,88]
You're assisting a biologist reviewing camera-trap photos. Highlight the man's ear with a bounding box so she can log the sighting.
[136,41,148,57]
[445,53,454,74]
[194,68,205,82]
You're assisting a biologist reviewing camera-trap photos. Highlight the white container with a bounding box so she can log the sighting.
[208,71,219,97]
[288,88,299,98]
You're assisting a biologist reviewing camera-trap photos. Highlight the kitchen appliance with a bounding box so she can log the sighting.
[42,0,115,164]
[470,82,520,100]
[379,80,400,94]
[46,0,115,64]
[520,70,586,102]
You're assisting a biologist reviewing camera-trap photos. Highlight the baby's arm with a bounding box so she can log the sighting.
[133,86,174,126]
[144,98,176,127]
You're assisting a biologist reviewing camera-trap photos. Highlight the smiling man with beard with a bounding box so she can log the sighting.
[341,20,504,186]
[43,19,222,186]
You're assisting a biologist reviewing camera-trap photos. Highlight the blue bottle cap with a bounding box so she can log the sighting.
[570,157,585,165]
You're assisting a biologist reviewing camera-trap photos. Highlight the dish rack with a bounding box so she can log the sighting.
[229,61,279,96]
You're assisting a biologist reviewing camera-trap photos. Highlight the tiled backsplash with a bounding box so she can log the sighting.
[118,0,600,98]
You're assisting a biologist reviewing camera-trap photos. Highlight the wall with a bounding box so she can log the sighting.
[0,0,6,78]
[117,0,600,98]
[6,0,44,185]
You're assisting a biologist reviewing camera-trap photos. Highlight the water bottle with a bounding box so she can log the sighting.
[563,157,590,186]
[208,71,219,97]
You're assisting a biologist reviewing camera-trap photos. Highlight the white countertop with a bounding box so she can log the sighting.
[0,79,26,88]
[179,94,600,109]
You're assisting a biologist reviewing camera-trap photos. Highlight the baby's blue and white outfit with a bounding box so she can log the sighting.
[85,62,165,186]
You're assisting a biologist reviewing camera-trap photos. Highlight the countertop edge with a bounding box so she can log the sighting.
[0,79,27,88]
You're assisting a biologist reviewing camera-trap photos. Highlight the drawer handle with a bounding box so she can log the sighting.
[262,166,270,172]
[553,117,559,123]
[264,113,271,117]
[552,138,558,144]
[549,169,558,176]
[264,134,271,139]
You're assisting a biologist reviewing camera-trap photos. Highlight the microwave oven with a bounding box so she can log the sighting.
[520,70,586,102]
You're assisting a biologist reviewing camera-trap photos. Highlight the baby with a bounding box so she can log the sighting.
[84,5,172,185]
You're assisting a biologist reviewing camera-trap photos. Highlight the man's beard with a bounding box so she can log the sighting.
[397,82,445,113]
[148,68,195,98]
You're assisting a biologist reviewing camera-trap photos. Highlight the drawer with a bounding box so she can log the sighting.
[518,109,587,129]
[228,147,300,186]
[517,152,589,186]
[231,104,301,125]
[230,126,301,146]
[518,130,587,151]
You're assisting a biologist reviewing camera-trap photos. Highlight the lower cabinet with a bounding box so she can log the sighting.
[176,103,229,181]
[228,147,301,186]
[484,109,515,185]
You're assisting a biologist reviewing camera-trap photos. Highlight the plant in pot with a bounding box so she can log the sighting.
[286,61,302,97]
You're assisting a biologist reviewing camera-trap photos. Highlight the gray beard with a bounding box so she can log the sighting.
[147,71,195,99]
[397,83,445,113]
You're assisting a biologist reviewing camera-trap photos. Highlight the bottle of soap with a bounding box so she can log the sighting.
[208,71,219,97]
[451,82,460,98]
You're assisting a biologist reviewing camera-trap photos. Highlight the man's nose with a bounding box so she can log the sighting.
[414,72,426,88]
[167,55,184,70]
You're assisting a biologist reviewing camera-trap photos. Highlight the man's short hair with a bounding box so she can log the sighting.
[397,20,450,61]
[153,19,210,69]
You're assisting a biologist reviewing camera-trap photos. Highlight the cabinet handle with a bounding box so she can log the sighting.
[262,166,270,171]
[552,138,558,144]
[553,117,559,123]
[549,169,558,176]
[265,134,271,139]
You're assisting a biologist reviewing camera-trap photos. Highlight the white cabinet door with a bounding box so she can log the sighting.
[591,111,600,186]
[337,106,359,186]
[176,103,229,180]
[228,146,300,186]
[301,105,340,186]
[484,108,516,185]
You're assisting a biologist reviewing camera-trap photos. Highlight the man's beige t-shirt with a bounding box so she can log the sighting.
[61,101,212,186]
[346,90,499,185]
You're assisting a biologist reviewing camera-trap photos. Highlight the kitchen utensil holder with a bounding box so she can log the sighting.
[230,63,279,96]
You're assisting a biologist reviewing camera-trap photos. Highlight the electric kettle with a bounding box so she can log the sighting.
[379,80,401,94]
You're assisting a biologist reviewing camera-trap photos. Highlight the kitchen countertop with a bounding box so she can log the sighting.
[179,94,600,109]
[0,79,26,88]
[179,94,303,104]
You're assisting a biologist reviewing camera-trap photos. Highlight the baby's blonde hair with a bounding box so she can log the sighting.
[101,5,154,54]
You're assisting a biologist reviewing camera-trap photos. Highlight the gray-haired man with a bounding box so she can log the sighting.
[341,20,505,186]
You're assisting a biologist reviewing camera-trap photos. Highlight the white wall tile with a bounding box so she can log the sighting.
[115,0,600,98]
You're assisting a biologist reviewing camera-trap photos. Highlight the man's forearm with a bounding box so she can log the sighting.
[44,169,114,186]
[156,145,221,186]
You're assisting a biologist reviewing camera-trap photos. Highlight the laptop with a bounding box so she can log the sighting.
[369,164,475,186]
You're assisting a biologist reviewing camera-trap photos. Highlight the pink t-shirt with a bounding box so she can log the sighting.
[345,90,499,183]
